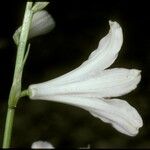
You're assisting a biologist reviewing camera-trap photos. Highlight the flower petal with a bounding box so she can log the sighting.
[29,68,141,98]
[29,93,143,136]
[89,98,143,136]
[40,21,123,86]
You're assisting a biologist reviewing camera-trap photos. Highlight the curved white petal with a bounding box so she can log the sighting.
[29,93,143,136]
[29,68,141,98]
[31,141,54,149]
[89,98,143,136]
[29,10,55,39]
[39,21,123,86]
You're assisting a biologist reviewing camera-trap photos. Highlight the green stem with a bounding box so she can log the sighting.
[2,108,15,148]
[2,2,33,148]
[20,89,29,98]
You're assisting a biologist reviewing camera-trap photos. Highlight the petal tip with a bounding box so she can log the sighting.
[109,20,121,29]
[130,69,141,80]
[131,69,141,74]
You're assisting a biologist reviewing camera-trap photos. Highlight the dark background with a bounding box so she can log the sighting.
[0,0,149,148]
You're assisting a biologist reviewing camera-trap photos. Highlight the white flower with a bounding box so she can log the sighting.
[31,141,54,149]
[28,21,143,136]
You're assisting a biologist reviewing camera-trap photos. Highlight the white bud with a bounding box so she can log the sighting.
[29,10,55,39]
[13,10,55,45]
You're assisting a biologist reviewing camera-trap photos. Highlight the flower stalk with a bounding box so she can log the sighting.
[2,2,33,148]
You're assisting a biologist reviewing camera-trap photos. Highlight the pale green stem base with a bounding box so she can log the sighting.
[2,108,15,148]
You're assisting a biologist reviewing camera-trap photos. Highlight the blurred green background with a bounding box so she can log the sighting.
[0,0,149,148]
